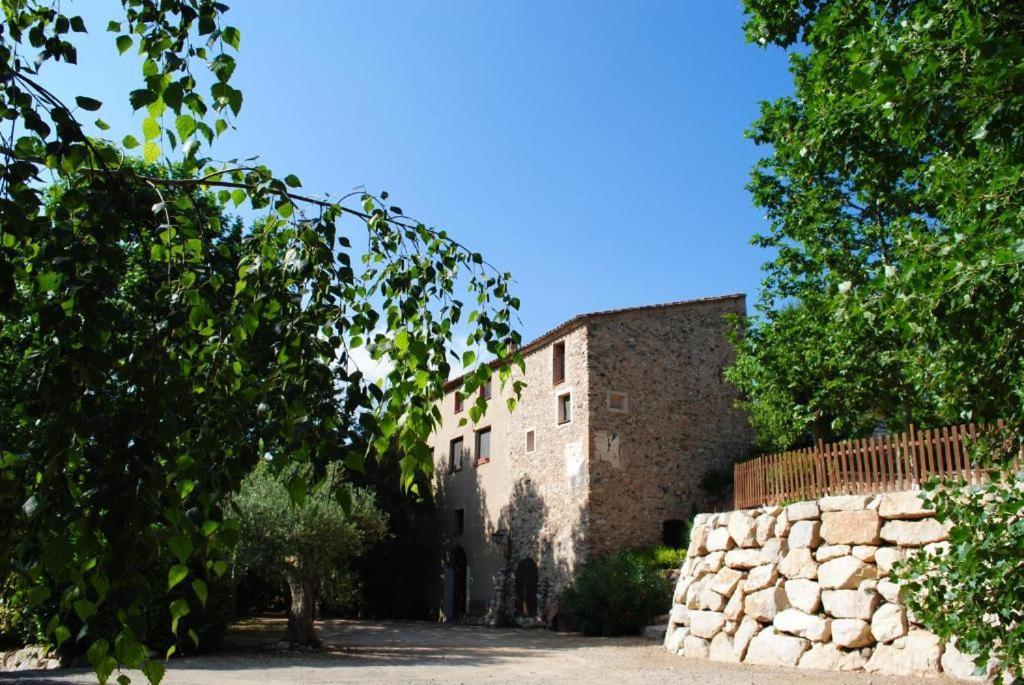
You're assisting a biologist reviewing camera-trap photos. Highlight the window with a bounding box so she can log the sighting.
[557,392,572,425]
[480,378,492,400]
[663,520,686,548]
[454,509,464,536]
[607,391,628,413]
[475,427,491,464]
[454,392,464,414]
[449,437,464,473]
[552,341,565,385]
[525,429,536,453]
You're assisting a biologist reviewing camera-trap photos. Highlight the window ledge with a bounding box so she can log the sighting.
[475,457,491,466]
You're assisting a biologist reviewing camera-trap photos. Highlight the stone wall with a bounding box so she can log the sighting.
[665,491,995,681]
[586,296,752,556]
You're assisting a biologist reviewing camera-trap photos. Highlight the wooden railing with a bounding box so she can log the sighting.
[733,421,1021,509]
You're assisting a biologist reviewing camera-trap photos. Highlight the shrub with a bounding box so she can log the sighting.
[560,549,672,636]
[641,546,688,571]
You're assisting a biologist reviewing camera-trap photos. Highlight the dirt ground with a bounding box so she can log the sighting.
[0,617,940,684]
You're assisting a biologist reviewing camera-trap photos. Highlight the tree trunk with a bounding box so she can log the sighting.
[282,562,320,647]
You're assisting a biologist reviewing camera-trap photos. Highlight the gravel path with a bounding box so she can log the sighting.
[0,618,938,684]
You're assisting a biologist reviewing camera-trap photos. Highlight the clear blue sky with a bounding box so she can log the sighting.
[47,1,792,342]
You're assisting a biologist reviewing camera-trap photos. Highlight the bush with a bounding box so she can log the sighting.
[639,546,687,571]
[560,549,672,636]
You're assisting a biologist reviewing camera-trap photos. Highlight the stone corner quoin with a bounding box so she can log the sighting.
[664,490,999,681]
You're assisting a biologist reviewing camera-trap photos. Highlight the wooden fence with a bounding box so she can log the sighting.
[733,421,1021,510]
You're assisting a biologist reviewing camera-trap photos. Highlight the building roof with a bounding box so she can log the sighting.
[444,292,745,392]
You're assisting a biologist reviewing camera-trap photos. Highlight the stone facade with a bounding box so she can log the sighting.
[665,490,1000,681]
[428,294,753,623]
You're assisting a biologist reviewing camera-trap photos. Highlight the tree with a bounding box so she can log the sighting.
[739,0,1024,678]
[233,462,387,646]
[1,2,522,682]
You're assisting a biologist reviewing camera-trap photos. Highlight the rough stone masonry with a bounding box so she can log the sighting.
[665,490,1001,681]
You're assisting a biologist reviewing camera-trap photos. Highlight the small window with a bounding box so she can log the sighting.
[525,429,536,453]
[608,391,628,413]
[480,378,492,400]
[454,392,464,414]
[552,341,565,385]
[475,427,491,464]
[449,437,464,473]
[557,392,571,425]
[454,509,464,536]
[663,520,687,548]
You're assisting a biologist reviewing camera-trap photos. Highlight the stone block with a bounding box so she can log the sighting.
[786,500,821,521]
[728,510,758,548]
[755,513,776,545]
[822,589,880,619]
[865,628,943,677]
[708,633,741,663]
[732,616,760,661]
[744,586,790,623]
[673,576,693,604]
[682,634,711,659]
[778,548,818,579]
[876,579,903,604]
[819,495,873,511]
[699,587,727,612]
[820,510,881,545]
[664,625,687,652]
[784,579,822,614]
[669,604,689,627]
[687,524,708,557]
[815,544,850,562]
[773,608,831,642]
[798,642,868,671]
[744,629,810,667]
[743,564,778,593]
[818,556,878,589]
[708,567,744,597]
[831,618,873,648]
[706,526,735,552]
[871,603,908,644]
[774,509,791,537]
[879,491,935,520]
[881,519,949,547]
[851,545,877,562]
[789,520,822,548]
[758,537,788,565]
[724,548,761,570]
[724,586,745,621]
[941,638,999,682]
[875,546,906,574]
[688,610,726,640]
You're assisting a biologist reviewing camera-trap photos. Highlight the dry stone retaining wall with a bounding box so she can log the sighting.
[665,490,997,680]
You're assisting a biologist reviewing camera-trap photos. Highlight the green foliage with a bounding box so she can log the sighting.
[635,546,687,571]
[560,549,672,637]
[732,0,1024,450]
[0,2,521,681]
[896,430,1024,683]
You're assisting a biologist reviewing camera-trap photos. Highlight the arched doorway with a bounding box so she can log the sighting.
[445,546,468,621]
[514,557,538,618]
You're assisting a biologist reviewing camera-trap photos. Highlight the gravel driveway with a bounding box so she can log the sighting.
[0,617,938,684]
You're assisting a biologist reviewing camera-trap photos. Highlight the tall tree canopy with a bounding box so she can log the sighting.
[734,0,1024,449]
[0,2,521,682]
[738,1,1024,677]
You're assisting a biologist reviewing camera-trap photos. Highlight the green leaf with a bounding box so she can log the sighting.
[122,134,139,149]
[192,579,208,607]
[142,117,161,141]
[94,118,110,130]
[143,141,160,163]
[168,534,193,564]
[75,96,102,111]
[115,35,132,54]
[284,174,301,188]
[73,598,96,622]
[394,330,409,352]
[142,660,166,685]
[167,564,188,590]
[462,350,476,368]
[175,114,196,140]
[222,26,241,49]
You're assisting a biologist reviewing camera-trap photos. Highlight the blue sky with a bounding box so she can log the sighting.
[46,1,793,343]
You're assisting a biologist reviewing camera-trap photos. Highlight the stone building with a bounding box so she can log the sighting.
[428,294,754,624]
